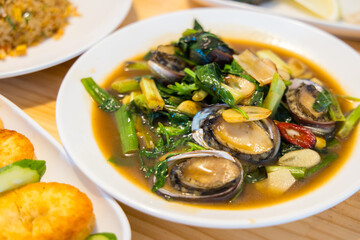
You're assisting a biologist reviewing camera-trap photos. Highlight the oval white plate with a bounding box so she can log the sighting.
[194,0,360,39]
[0,94,131,239]
[0,0,132,79]
[56,8,360,228]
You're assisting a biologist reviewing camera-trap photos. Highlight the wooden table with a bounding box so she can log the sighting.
[1,0,360,239]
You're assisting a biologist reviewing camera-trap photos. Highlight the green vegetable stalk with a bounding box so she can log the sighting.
[328,94,345,121]
[82,77,111,104]
[111,79,140,93]
[81,77,120,112]
[262,73,286,117]
[124,61,149,71]
[115,104,139,154]
[336,105,360,139]
[266,166,306,179]
[306,153,338,176]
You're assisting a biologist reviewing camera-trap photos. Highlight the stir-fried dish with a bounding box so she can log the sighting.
[83,20,360,207]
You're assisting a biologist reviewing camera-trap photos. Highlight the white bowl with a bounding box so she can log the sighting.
[56,8,360,228]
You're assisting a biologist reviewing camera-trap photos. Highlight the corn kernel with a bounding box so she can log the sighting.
[15,44,27,56]
[315,136,326,149]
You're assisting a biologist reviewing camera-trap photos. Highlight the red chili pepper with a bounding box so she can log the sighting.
[276,122,316,148]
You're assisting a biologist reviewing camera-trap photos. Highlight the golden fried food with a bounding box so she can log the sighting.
[0,129,34,167]
[0,182,95,240]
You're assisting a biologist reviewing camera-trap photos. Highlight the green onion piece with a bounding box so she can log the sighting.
[328,94,345,121]
[5,16,16,31]
[306,153,338,176]
[124,61,149,71]
[266,166,306,179]
[336,95,360,102]
[336,105,360,139]
[133,94,151,114]
[81,77,111,105]
[186,142,207,151]
[262,73,286,118]
[283,80,292,86]
[133,114,154,149]
[111,79,140,93]
[256,49,292,75]
[115,104,139,154]
[192,89,208,102]
[184,67,196,79]
[182,28,198,36]
[232,107,249,120]
[167,96,184,106]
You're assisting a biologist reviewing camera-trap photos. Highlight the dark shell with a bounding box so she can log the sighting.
[154,150,244,202]
[192,104,281,165]
[286,79,336,137]
[147,46,188,84]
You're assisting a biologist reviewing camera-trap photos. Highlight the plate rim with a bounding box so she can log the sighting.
[0,94,132,239]
[193,0,360,39]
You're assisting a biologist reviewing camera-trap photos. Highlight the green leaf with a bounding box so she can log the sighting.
[158,122,170,144]
[312,89,332,113]
[177,31,234,65]
[245,167,267,183]
[223,60,244,76]
[195,63,235,107]
[152,160,168,192]
[193,19,204,31]
[273,102,293,123]
[167,82,199,96]
[280,142,302,157]
[156,125,190,136]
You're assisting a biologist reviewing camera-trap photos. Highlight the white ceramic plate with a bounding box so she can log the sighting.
[0,94,131,239]
[0,0,132,79]
[194,0,360,39]
[56,8,360,228]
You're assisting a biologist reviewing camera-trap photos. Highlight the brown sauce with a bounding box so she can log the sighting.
[92,39,358,209]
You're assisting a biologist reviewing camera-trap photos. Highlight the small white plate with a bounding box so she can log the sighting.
[0,94,131,239]
[194,0,360,39]
[0,0,132,79]
[56,8,360,228]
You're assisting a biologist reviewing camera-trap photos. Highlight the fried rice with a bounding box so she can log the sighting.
[0,0,76,59]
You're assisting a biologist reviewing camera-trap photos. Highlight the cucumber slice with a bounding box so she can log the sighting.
[86,233,117,240]
[0,159,46,193]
